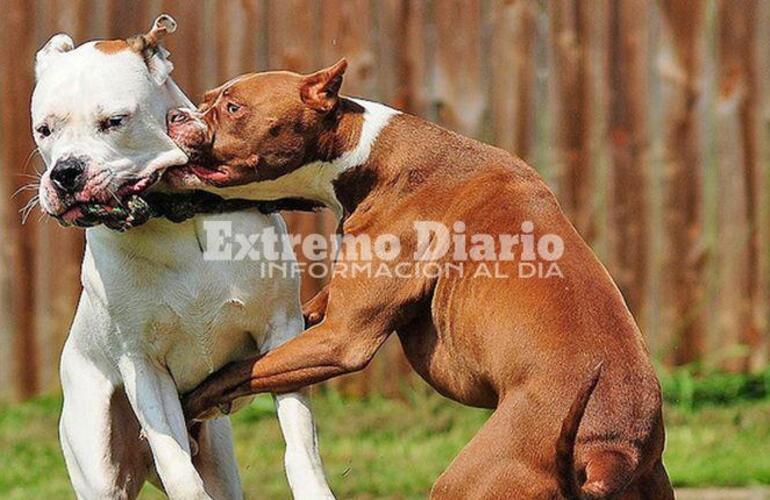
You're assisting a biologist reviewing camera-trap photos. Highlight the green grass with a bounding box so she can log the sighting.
[1,387,769,499]
[664,401,770,487]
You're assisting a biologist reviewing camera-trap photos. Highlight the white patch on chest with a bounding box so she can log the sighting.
[206,98,400,218]
[82,213,298,390]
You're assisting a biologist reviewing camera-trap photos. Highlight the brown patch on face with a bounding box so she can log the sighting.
[94,39,130,54]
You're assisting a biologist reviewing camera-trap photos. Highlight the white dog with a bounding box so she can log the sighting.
[31,16,333,500]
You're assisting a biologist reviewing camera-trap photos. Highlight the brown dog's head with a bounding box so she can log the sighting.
[166,59,348,188]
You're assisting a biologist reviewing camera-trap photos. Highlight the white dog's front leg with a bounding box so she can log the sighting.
[59,340,151,500]
[118,355,212,500]
[274,391,335,499]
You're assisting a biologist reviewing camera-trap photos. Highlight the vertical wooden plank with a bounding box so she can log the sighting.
[715,0,762,371]
[0,0,39,400]
[548,0,595,241]
[214,0,266,82]
[0,2,14,401]
[31,0,90,394]
[432,0,485,139]
[317,0,375,253]
[106,0,148,37]
[583,0,610,260]
[317,0,375,397]
[757,0,770,369]
[644,0,664,361]
[266,0,321,73]
[57,0,92,41]
[372,0,434,397]
[266,0,326,304]
[489,0,536,159]
[320,0,416,397]
[195,0,217,92]
[607,0,650,328]
[745,0,767,372]
[375,0,430,114]
[320,0,376,97]
[160,0,204,96]
[87,0,112,39]
[532,2,554,183]
[657,0,706,365]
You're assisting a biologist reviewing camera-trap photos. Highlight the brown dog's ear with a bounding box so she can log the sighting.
[300,59,348,113]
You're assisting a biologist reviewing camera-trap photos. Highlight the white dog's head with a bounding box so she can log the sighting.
[31,15,190,228]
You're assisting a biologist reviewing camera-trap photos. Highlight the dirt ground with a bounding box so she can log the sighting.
[676,489,770,499]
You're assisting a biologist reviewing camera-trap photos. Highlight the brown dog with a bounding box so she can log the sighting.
[166,60,674,499]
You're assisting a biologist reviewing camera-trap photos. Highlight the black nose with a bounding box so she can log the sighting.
[167,108,190,126]
[50,157,86,194]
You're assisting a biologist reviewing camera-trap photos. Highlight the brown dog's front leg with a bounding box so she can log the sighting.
[182,321,387,421]
[302,285,330,327]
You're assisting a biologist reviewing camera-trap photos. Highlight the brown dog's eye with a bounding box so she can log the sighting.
[226,102,241,114]
[269,124,281,137]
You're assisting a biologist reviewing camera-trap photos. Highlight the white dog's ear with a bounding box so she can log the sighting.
[128,14,177,85]
[35,33,75,80]
[146,45,174,85]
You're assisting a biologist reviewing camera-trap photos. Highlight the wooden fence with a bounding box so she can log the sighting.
[1,0,769,401]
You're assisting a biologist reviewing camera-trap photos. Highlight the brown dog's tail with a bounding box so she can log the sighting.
[555,362,638,499]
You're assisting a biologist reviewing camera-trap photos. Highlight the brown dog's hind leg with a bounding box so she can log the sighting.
[632,460,674,500]
[430,396,558,500]
[431,396,673,500]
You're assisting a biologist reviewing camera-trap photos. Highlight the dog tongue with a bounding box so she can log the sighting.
[116,172,159,197]
[189,164,260,186]
[190,164,223,180]
[60,205,86,224]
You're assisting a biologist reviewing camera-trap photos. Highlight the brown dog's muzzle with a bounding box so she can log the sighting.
[166,107,192,126]
[166,107,211,158]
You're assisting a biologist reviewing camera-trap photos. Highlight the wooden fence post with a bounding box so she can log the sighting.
[213,0,268,83]
[489,0,536,160]
[758,0,770,370]
[607,0,650,329]
[715,0,763,371]
[432,0,485,139]
[264,0,325,304]
[0,0,39,400]
[377,0,430,116]
[30,0,90,395]
[657,0,706,366]
[548,0,594,241]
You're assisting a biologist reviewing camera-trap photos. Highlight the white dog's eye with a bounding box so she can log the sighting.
[99,114,129,132]
[36,124,52,138]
